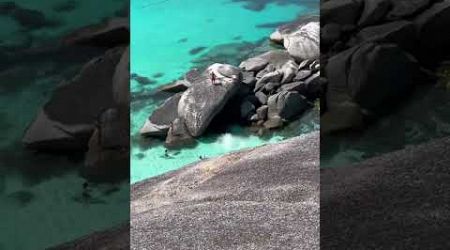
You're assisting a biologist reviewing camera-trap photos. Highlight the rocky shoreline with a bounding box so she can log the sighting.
[321,0,450,134]
[140,15,321,148]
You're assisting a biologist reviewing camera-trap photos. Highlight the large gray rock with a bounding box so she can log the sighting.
[178,64,242,137]
[283,21,320,61]
[131,132,319,250]
[322,135,450,249]
[23,47,124,150]
[140,93,182,137]
[267,91,309,121]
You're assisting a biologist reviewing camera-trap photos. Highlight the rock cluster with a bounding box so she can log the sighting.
[141,17,321,147]
[321,0,450,134]
[22,18,130,181]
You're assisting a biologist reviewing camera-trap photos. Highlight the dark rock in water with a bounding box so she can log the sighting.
[165,118,195,148]
[131,132,319,250]
[189,46,207,55]
[7,190,34,206]
[321,23,342,46]
[354,21,416,52]
[131,73,154,85]
[158,80,190,93]
[140,93,182,137]
[153,72,164,78]
[62,18,129,47]
[387,0,431,20]
[415,1,450,64]
[256,105,268,120]
[11,6,59,30]
[255,91,268,104]
[347,43,421,112]
[321,0,363,26]
[267,91,309,122]
[178,38,188,43]
[52,0,77,12]
[357,0,391,27]
[23,47,124,150]
[0,2,16,14]
[322,135,450,249]
[240,100,256,120]
[178,64,242,137]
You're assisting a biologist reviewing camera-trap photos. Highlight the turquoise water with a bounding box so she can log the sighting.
[0,1,128,249]
[131,0,319,183]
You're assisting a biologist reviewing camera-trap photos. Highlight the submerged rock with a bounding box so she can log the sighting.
[62,17,129,47]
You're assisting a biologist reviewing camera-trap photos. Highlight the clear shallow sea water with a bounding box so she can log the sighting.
[0,1,128,249]
[130,0,319,183]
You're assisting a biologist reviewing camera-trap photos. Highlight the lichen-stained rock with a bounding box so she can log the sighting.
[178,64,242,137]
